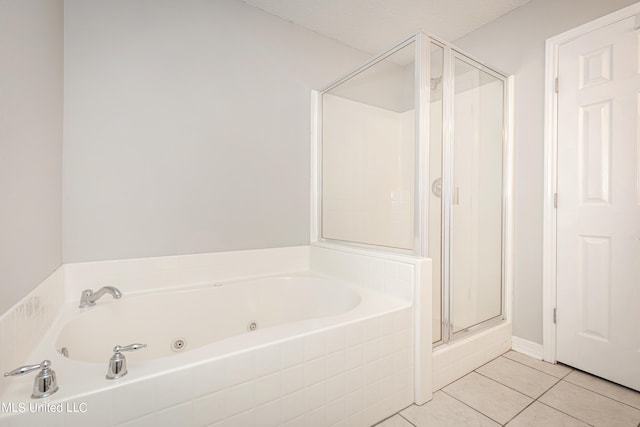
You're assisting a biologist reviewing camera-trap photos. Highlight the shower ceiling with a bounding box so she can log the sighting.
[241,0,531,54]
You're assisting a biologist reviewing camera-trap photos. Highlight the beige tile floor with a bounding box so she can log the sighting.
[376,351,640,427]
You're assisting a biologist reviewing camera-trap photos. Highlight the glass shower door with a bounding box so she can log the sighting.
[450,54,505,336]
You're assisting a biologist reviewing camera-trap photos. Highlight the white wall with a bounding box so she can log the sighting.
[454,0,638,344]
[63,0,368,262]
[0,0,63,314]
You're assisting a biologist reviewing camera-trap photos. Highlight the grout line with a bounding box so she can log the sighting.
[465,370,538,425]
[372,413,401,426]
[394,402,418,426]
[373,403,417,427]
[558,363,574,379]
[472,370,535,401]
[558,378,640,412]
[398,412,418,426]
[536,400,595,426]
[503,351,573,379]
[439,388,505,426]
[564,366,640,398]
[474,367,560,398]
[502,398,538,426]
[474,352,505,371]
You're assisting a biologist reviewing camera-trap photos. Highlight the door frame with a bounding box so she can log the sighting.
[542,1,640,363]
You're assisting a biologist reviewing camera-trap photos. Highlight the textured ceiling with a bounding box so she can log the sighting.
[242,0,531,54]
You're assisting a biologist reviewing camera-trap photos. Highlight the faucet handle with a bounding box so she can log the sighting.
[107,343,147,380]
[114,343,146,353]
[4,360,58,398]
[4,362,44,377]
[79,289,94,308]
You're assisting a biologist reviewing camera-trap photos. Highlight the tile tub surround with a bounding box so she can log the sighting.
[0,267,65,377]
[310,244,433,404]
[1,308,414,427]
[310,244,418,302]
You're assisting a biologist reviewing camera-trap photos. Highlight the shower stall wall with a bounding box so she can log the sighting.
[314,33,513,350]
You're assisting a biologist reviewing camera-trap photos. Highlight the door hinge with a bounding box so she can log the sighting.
[555,78,559,93]
[554,193,558,208]
[553,308,557,324]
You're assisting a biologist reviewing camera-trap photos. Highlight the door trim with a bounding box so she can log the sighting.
[542,1,640,363]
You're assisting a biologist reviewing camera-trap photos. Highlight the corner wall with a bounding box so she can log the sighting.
[63,0,368,262]
[0,0,63,314]
[453,0,638,344]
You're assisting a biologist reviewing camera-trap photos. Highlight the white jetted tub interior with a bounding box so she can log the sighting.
[56,274,362,363]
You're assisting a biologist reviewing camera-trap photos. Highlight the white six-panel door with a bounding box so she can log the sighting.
[556,14,640,391]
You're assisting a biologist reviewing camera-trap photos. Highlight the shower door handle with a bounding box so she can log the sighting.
[431,178,442,198]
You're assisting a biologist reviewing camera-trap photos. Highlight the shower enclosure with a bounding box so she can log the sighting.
[315,33,511,346]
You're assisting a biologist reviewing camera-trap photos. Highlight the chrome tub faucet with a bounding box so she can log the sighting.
[4,360,58,398]
[79,286,122,308]
[106,343,147,379]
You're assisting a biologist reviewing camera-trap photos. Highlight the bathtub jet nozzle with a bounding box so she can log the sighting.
[106,343,147,380]
[79,286,122,308]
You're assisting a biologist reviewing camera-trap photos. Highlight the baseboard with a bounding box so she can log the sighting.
[511,336,543,359]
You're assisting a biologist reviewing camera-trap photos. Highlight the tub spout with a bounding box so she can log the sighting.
[79,286,122,308]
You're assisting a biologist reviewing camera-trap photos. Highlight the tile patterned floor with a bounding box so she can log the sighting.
[375,351,640,427]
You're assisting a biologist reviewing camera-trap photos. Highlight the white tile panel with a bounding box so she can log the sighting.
[326,328,346,354]
[304,358,326,386]
[305,381,326,411]
[305,405,327,427]
[325,398,346,426]
[112,379,157,424]
[281,365,305,395]
[345,367,364,394]
[253,373,281,406]
[64,392,114,427]
[280,340,304,369]
[0,267,64,377]
[344,389,364,418]
[251,399,281,427]
[155,367,195,409]
[193,390,227,426]
[152,402,194,427]
[280,390,306,423]
[325,374,346,403]
[344,322,364,347]
[325,350,346,378]
[254,345,281,378]
[345,344,363,371]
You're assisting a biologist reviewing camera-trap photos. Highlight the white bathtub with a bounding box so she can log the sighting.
[56,274,362,363]
[1,271,415,426]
